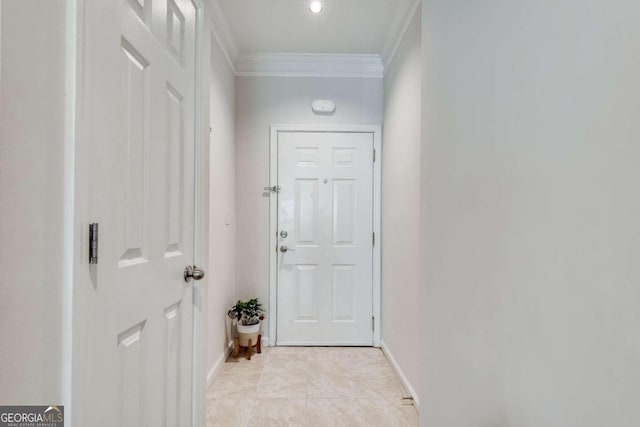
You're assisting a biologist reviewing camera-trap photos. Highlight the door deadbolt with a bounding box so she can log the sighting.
[280,231,288,238]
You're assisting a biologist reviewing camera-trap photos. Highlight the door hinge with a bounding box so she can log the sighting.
[373,148,376,162]
[89,223,99,264]
[372,316,375,331]
[373,231,375,247]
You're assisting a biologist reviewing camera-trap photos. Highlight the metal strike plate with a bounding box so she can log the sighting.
[264,185,281,194]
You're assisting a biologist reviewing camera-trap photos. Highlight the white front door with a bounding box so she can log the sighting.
[277,131,374,346]
[76,0,197,425]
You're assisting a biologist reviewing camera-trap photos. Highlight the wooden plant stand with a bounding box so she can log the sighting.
[233,334,262,360]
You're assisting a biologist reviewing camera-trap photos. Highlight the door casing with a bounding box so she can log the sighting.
[269,124,382,347]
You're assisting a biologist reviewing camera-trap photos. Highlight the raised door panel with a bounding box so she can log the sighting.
[333,148,356,167]
[297,147,319,167]
[332,180,357,247]
[163,302,182,426]
[165,83,184,258]
[295,179,319,246]
[295,265,319,322]
[119,39,150,267]
[166,0,185,62]
[126,0,149,23]
[117,322,147,427]
[332,265,356,322]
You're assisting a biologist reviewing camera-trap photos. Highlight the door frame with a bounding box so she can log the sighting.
[191,2,207,426]
[268,124,382,347]
[66,0,207,425]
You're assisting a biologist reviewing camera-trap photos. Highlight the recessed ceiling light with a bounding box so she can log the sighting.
[309,1,323,14]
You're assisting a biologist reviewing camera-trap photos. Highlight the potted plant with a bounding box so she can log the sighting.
[227,298,265,348]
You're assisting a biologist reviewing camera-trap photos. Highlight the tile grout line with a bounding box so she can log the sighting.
[304,351,309,427]
[252,348,270,427]
[244,348,267,427]
[209,347,418,427]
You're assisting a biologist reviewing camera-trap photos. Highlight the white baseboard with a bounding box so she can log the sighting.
[380,340,420,413]
[206,336,270,387]
[206,341,234,388]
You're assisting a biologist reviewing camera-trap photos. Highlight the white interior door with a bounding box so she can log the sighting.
[77,0,197,425]
[277,131,374,346]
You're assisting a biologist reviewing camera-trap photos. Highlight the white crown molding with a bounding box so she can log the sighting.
[380,0,421,75]
[234,53,384,78]
[204,0,411,78]
[206,0,240,73]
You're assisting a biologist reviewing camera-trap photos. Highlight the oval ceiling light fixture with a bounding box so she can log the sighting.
[309,1,323,14]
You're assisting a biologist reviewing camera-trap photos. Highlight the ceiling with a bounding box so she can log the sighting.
[208,0,420,77]
[214,0,416,56]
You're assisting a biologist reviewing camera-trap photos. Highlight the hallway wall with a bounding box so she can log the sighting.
[420,0,640,425]
[235,76,383,341]
[206,34,237,379]
[381,7,422,408]
[0,0,67,405]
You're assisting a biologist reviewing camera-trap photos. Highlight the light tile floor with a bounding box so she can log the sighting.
[207,346,419,427]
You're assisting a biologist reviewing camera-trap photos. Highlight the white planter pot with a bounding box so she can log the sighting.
[237,322,260,347]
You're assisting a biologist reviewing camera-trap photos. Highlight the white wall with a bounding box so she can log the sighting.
[0,0,67,404]
[420,0,640,425]
[235,76,383,339]
[206,34,237,379]
[381,8,421,407]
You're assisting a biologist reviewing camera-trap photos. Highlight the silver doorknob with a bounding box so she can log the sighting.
[280,245,296,253]
[184,265,206,282]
